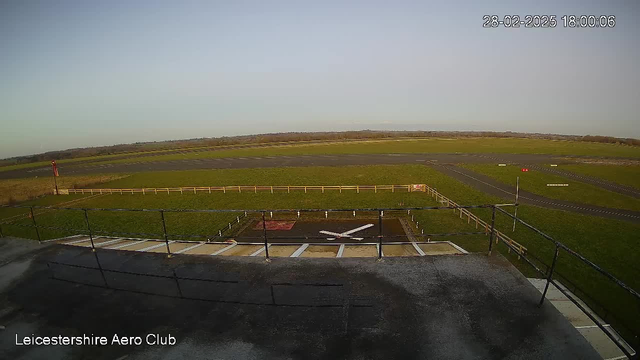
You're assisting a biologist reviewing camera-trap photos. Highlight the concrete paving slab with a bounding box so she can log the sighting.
[342,245,378,257]
[418,242,462,255]
[266,245,299,257]
[551,300,598,327]
[301,245,339,258]
[119,240,155,251]
[182,243,228,255]
[578,327,626,359]
[219,244,263,256]
[382,244,419,256]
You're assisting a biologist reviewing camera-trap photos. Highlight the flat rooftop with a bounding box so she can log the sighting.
[0,239,599,359]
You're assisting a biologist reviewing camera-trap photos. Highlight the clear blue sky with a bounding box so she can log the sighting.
[1,0,638,158]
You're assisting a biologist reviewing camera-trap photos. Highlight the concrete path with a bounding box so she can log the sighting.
[430,164,640,223]
[529,278,635,360]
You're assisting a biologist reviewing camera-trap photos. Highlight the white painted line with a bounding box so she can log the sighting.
[412,242,426,256]
[109,240,147,250]
[447,241,469,254]
[250,244,270,256]
[211,243,237,255]
[138,241,174,252]
[175,242,205,254]
[291,244,309,257]
[575,324,610,329]
[44,234,86,243]
[337,244,345,258]
[63,236,94,245]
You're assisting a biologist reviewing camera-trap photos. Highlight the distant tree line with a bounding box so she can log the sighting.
[3,130,638,165]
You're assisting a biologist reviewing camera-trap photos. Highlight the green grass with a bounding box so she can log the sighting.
[2,164,639,342]
[0,138,347,172]
[460,164,640,211]
[55,137,640,168]
[92,165,432,188]
[561,164,640,190]
[4,137,639,173]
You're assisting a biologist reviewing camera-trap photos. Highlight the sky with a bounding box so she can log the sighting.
[1,0,639,158]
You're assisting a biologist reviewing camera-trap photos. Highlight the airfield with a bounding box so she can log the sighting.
[0,137,638,359]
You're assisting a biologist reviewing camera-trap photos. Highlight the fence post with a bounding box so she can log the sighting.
[377,210,383,260]
[0,221,4,238]
[83,209,96,251]
[262,211,270,260]
[488,206,496,255]
[30,207,41,243]
[160,210,171,257]
[539,244,560,306]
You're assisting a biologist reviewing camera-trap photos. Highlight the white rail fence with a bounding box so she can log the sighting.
[423,185,527,257]
[58,184,427,195]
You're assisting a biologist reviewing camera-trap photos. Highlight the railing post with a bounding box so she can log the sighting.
[262,211,270,260]
[488,206,496,255]
[160,210,171,257]
[539,244,560,306]
[30,206,41,243]
[83,209,96,251]
[377,210,383,260]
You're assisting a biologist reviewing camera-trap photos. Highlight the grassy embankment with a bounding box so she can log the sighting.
[460,164,640,212]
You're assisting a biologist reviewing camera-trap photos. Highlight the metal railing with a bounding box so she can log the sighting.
[0,202,637,357]
[424,185,528,257]
[493,206,638,359]
[0,204,496,259]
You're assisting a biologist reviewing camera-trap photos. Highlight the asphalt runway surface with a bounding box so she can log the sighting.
[432,164,640,223]
[0,152,589,179]
[0,239,599,359]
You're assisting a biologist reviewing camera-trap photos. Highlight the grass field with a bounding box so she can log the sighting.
[90,165,431,188]
[89,138,640,166]
[561,164,640,190]
[460,164,640,211]
[1,164,638,341]
[0,174,128,205]
[0,138,357,172]
[10,138,634,171]
[3,137,640,173]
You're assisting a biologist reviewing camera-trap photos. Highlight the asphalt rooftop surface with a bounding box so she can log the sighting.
[237,219,406,244]
[0,238,599,360]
